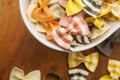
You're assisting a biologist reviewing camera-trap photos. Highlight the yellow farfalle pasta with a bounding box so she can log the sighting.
[98,1,120,19]
[68,52,99,72]
[99,59,120,80]
[66,0,85,16]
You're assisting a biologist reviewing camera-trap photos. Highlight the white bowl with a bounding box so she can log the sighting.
[19,0,120,52]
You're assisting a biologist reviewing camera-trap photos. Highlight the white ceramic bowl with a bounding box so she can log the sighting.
[19,0,120,52]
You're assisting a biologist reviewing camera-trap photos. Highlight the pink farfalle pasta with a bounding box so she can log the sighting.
[51,14,90,50]
[59,13,72,28]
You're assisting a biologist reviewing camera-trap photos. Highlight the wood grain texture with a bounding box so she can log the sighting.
[0,0,120,80]
[0,0,27,79]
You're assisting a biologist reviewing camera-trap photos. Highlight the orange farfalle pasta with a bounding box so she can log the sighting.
[45,21,60,40]
[32,0,61,40]
[32,0,54,23]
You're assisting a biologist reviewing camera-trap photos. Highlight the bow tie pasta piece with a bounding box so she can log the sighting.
[97,28,120,56]
[51,14,90,50]
[49,4,65,20]
[26,0,38,22]
[111,1,120,19]
[90,19,110,39]
[10,67,41,80]
[99,1,120,19]
[32,0,54,23]
[82,0,103,18]
[58,0,68,8]
[48,0,58,6]
[60,14,90,35]
[68,52,99,72]
[66,0,85,16]
[36,23,46,33]
[68,69,89,80]
[108,59,120,80]
[98,2,112,18]
[99,59,120,80]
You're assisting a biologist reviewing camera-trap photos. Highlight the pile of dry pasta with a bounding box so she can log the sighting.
[26,0,120,50]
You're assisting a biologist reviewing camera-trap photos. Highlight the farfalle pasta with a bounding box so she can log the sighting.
[26,0,38,22]
[82,0,103,18]
[49,4,64,19]
[48,0,58,6]
[99,1,120,19]
[26,0,120,50]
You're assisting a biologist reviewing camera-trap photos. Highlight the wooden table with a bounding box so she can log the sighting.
[0,0,120,80]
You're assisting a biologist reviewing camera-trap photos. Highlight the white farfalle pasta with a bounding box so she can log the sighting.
[48,0,58,6]
[10,67,41,80]
[49,4,65,20]
[26,0,38,22]
[111,1,120,19]
[36,23,46,33]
